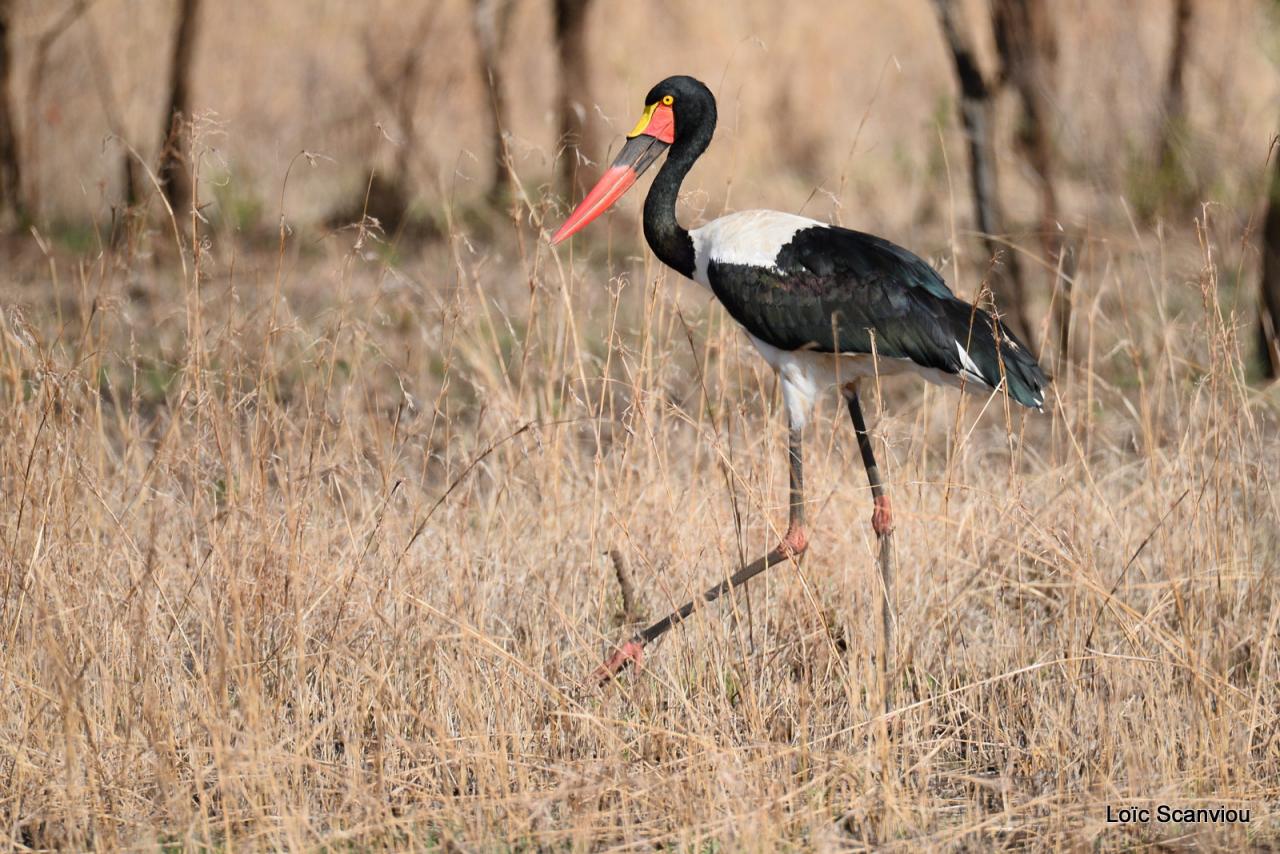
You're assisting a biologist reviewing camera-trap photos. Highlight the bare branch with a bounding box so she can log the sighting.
[157,0,203,216]
[471,0,516,205]
[930,0,1035,348]
[0,0,26,226]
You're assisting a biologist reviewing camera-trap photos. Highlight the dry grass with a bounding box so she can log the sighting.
[3,0,1280,850]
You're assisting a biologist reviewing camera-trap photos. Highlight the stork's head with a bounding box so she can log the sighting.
[552,76,715,245]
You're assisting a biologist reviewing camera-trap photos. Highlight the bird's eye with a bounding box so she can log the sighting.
[661,95,674,106]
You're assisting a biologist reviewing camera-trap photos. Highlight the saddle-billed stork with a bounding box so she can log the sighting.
[552,75,1047,682]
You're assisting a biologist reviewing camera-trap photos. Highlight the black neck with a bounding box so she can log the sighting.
[643,119,713,280]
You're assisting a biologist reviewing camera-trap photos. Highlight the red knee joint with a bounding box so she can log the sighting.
[872,495,893,536]
[782,525,809,556]
[591,639,645,684]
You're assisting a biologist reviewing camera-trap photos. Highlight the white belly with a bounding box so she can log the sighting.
[746,333,963,428]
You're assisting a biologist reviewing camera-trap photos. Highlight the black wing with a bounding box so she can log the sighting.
[705,224,1047,408]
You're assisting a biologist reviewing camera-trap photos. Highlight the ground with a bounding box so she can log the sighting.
[0,198,1276,848]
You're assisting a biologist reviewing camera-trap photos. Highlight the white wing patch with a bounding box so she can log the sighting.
[955,339,987,385]
[690,210,827,288]
[954,338,1046,410]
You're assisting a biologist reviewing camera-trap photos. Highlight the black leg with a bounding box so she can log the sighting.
[845,385,896,710]
[845,387,892,535]
[592,420,809,683]
[785,422,806,531]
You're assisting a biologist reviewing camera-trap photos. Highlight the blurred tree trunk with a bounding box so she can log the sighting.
[930,0,1035,349]
[1260,140,1280,380]
[993,0,1071,360]
[29,1,96,217]
[0,0,25,229]
[1157,0,1192,174]
[553,0,598,199]
[471,0,516,206]
[157,0,201,216]
[357,8,439,235]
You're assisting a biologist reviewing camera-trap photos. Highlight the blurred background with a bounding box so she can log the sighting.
[3,0,1280,375]
[2,2,1280,848]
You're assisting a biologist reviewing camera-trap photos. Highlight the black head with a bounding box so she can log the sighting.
[551,75,716,245]
[642,76,717,149]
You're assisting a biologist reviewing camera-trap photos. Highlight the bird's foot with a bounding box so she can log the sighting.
[872,495,893,536]
[591,638,645,685]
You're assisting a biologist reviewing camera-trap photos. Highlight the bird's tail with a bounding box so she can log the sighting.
[947,303,1049,410]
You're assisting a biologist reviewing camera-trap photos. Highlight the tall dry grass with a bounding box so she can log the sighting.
[2,153,1278,849]
[2,0,1279,850]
